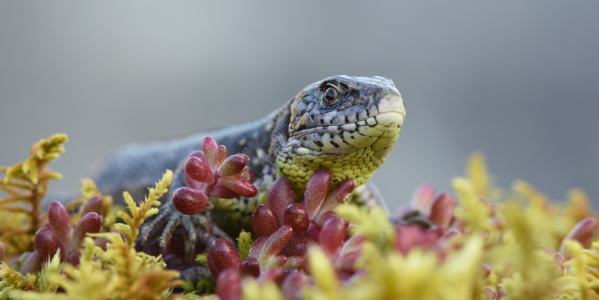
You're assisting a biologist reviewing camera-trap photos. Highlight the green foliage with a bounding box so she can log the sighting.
[237,229,253,260]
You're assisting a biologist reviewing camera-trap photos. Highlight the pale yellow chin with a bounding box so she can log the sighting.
[378,92,406,115]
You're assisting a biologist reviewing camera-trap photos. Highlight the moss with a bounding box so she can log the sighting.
[1,134,598,300]
[0,134,68,258]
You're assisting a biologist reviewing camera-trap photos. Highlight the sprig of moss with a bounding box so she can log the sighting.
[236,229,253,260]
[452,177,495,235]
[0,251,65,297]
[0,261,39,298]
[335,205,395,252]
[115,170,172,246]
[0,133,68,258]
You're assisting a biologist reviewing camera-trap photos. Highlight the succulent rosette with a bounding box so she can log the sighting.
[202,168,367,299]
[18,196,104,273]
[172,136,257,216]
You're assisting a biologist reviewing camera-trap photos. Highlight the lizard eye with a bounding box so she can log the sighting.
[323,87,338,103]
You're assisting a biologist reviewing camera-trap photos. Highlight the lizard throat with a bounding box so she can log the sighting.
[276,108,404,195]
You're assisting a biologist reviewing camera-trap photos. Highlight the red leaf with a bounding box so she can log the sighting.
[208,239,241,279]
[267,177,295,225]
[252,204,280,237]
[80,195,103,216]
[185,156,215,184]
[218,154,249,176]
[216,268,241,300]
[72,212,103,246]
[284,204,309,234]
[48,202,73,246]
[172,187,210,215]
[319,215,347,257]
[303,168,331,220]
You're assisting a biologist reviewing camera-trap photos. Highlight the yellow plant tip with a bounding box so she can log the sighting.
[467,151,490,197]
[565,188,593,221]
[102,195,114,210]
[237,230,253,260]
[180,280,195,294]
[195,253,208,267]
[513,180,550,211]
[0,261,39,295]
[193,295,219,300]
[335,205,395,250]
[123,191,136,213]
[81,237,96,262]
[39,251,63,293]
[355,241,382,272]
[47,250,62,272]
[446,236,484,277]
[21,159,40,184]
[242,279,284,300]
[15,134,69,184]
[259,281,285,300]
[148,170,173,198]
[35,133,68,157]
[501,201,553,269]
[308,247,338,297]
[80,178,102,200]
[145,207,160,217]
[47,171,63,180]
[241,279,260,300]
[452,177,494,234]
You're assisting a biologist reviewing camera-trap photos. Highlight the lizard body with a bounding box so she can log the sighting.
[88,75,405,252]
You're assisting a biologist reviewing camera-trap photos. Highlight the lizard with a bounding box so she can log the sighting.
[86,75,406,255]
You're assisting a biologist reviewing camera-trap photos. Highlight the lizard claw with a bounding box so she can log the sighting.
[138,201,232,259]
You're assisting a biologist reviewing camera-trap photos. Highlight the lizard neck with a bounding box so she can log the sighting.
[267,98,293,161]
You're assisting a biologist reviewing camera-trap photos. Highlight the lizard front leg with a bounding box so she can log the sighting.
[137,159,233,259]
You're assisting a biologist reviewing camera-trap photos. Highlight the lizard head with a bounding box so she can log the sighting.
[275,75,405,192]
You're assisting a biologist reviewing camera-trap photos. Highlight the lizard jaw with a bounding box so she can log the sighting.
[289,92,405,157]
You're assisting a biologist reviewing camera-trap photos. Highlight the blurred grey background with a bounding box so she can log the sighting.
[1,2,598,211]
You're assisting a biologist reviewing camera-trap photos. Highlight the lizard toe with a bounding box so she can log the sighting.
[180,214,198,256]
[139,201,235,259]
[139,209,170,246]
[160,214,182,248]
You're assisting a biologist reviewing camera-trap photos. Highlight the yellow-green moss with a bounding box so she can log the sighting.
[1,134,598,300]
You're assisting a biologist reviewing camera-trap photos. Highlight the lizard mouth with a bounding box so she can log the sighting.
[292,111,404,136]
[291,111,404,155]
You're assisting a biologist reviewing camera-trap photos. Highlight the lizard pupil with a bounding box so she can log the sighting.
[324,87,338,103]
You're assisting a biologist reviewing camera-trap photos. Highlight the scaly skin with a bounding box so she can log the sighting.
[88,75,405,255]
